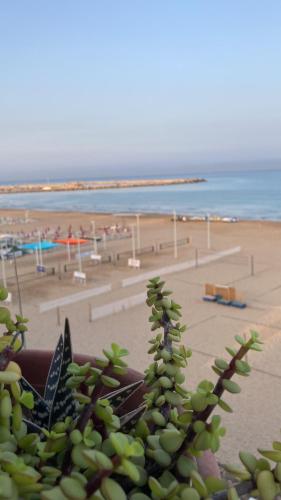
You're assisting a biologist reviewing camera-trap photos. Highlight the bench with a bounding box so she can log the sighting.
[203,283,246,308]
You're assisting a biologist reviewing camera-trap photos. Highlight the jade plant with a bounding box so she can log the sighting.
[0,278,280,499]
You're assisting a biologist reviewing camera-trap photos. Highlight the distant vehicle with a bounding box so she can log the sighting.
[173,215,239,223]
[221,217,239,223]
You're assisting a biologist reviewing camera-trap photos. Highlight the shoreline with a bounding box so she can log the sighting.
[1,207,281,224]
[0,177,206,195]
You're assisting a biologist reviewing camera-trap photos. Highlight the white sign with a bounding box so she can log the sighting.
[73,271,86,283]
[90,254,102,261]
[128,258,141,268]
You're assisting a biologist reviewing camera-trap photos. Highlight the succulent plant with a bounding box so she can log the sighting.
[0,278,279,499]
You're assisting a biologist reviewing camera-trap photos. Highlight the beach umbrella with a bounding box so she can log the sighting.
[53,238,88,245]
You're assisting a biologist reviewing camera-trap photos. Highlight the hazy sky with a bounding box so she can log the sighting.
[1,1,281,180]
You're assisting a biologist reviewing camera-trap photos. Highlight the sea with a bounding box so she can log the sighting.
[0,169,280,221]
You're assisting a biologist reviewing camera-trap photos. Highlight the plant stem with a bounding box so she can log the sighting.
[85,455,121,496]
[76,364,112,433]
[0,346,15,370]
[160,311,173,420]
[61,364,112,475]
[178,339,254,456]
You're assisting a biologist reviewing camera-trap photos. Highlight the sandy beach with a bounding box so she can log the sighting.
[1,208,281,463]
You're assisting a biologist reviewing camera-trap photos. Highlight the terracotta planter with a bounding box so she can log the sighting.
[15,349,146,412]
[15,350,220,478]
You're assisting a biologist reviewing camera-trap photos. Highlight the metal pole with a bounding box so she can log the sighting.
[131,225,136,260]
[173,210,178,259]
[207,213,211,250]
[91,221,98,253]
[38,231,43,267]
[195,248,198,267]
[250,255,254,276]
[1,251,7,288]
[13,251,23,316]
[78,239,82,272]
[67,242,71,262]
[35,247,39,266]
[136,214,140,252]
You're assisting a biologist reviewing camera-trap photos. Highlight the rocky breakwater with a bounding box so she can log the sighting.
[0,178,206,194]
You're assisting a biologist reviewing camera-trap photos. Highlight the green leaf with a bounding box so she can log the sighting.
[193,421,205,434]
[218,398,233,412]
[235,359,251,374]
[19,391,34,410]
[177,455,197,478]
[235,335,245,345]
[190,393,208,412]
[0,288,8,301]
[100,477,126,500]
[109,432,128,456]
[148,477,166,497]
[164,390,183,406]
[147,448,171,467]
[222,379,241,394]
[211,365,223,376]
[180,488,200,500]
[258,449,281,462]
[256,470,278,499]
[190,470,208,496]
[159,430,184,453]
[273,441,281,451]
[197,380,214,392]
[214,358,229,370]
[83,449,113,470]
[100,375,120,388]
[130,494,151,500]
[121,458,140,482]
[239,451,257,473]
[41,487,69,500]
[250,343,263,351]
[158,376,173,389]
[151,411,166,426]
[60,477,86,500]
[223,464,251,480]
[0,475,13,498]
[0,307,11,326]
[225,346,237,356]
[205,476,227,493]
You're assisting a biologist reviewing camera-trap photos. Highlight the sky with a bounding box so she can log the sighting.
[1,1,281,181]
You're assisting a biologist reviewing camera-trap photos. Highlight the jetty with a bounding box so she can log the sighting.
[0,178,206,195]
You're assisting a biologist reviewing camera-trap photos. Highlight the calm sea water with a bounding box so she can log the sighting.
[0,169,280,220]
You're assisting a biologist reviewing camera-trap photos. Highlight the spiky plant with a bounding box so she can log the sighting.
[0,278,279,499]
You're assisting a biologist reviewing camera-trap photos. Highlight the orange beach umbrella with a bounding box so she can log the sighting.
[53,238,88,245]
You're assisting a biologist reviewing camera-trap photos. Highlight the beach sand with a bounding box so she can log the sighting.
[1,208,281,463]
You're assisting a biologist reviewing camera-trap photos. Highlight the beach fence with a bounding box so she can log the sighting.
[39,284,112,325]
[90,292,146,322]
[121,246,242,287]
[62,253,112,274]
[158,237,190,251]
[193,248,252,284]
[0,264,56,287]
[115,244,155,261]
[114,237,190,262]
